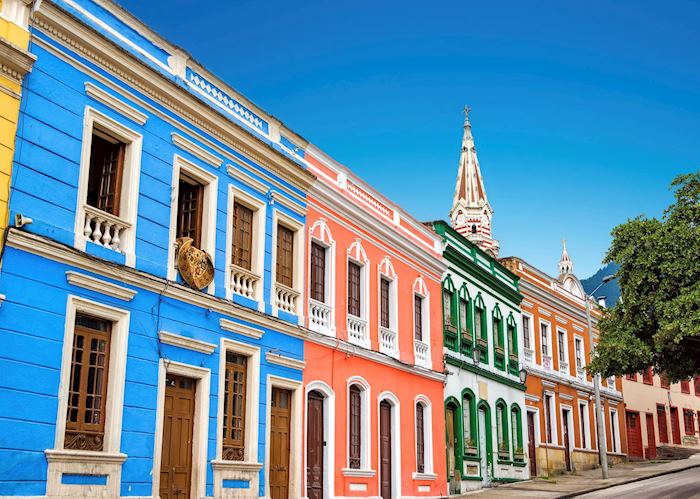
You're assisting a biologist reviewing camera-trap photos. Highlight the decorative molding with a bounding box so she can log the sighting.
[341,468,376,478]
[269,188,306,217]
[573,324,585,332]
[412,472,438,481]
[560,393,574,401]
[219,318,265,339]
[210,460,263,472]
[226,162,267,194]
[538,307,552,317]
[45,449,127,465]
[65,271,137,301]
[0,36,36,84]
[158,330,217,354]
[542,380,556,388]
[525,393,540,403]
[171,132,223,167]
[266,352,305,370]
[555,315,568,325]
[521,300,534,309]
[84,81,147,124]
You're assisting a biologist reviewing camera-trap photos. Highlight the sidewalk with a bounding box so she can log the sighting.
[459,454,700,498]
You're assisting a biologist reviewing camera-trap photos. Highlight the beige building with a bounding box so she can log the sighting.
[622,371,700,460]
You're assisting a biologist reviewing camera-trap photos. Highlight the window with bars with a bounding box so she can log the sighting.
[347,261,361,317]
[65,314,112,451]
[222,352,247,461]
[87,130,125,216]
[380,277,391,329]
[684,409,695,435]
[177,175,204,247]
[232,202,253,270]
[522,316,530,349]
[414,295,423,342]
[310,242,326,303]
[349,385,362,469]
[657,405,669,444]
[416,403,425,473]
[276,224,295,287]
[541,323,549,356]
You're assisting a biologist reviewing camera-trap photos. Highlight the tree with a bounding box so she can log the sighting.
[590,172,700,382]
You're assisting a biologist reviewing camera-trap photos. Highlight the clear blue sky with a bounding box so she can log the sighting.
[119,0,699,278]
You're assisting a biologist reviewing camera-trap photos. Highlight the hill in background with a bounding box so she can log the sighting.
[581,262,620,306]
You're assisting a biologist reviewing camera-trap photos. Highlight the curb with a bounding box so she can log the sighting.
[555,461,700,498]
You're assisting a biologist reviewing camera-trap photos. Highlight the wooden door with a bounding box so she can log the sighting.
[562,410,571,471]
[380,401,392,499]
[270,388,292,499]
[527,412,537,477]
[306,391,324,499]
[625,411,644,459]
[670,407,681,444]
[160,375,196,499]
[646,413,657,459]
[445,406,456,477]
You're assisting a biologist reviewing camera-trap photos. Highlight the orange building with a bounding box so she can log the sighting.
[301,145,448,499]
[501,243,627,476]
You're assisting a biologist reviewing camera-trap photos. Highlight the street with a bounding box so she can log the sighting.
[578,467,700,499]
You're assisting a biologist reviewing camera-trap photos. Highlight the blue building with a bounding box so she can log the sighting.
[0,0,315,497]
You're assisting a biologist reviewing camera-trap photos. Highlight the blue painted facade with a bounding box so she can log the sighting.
[0,0,313,497]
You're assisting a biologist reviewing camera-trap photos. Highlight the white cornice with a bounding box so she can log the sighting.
[84,81,147,125]
[227,163,267,194]
[526,367,623,403]
[65,270,137,301]
[525,394,540,403]
[219,318,265,340]
[158,330,217,354]
[560,393,574,401]
[266,352,305,370]
[171,132,223,167]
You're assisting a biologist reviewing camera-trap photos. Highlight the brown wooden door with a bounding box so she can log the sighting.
[380,401,392,499]
[270,387,292,499]
[646,413,657,459]
[625,411,644,459]
[527,411,537,477]
[160,375,196,499]
[562,409,571,471]
[445,406,456,477]
[307,391,324,499]
[670,407,681,445]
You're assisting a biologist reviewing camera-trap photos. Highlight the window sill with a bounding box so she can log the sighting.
[341,468,376,478]
[412,471,437,480]
[211,460,263,472]
[45,449,127,465]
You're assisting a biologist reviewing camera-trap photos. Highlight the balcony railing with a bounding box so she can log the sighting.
[274,282,300,315]
[347,315,369,347]
[82,204,131,253]
[229,264,259,300]
[379,326,398,358]
[542,354,552,370]
[309,299,332,332]
[414,339,429,367]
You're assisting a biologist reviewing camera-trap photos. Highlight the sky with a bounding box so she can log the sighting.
[119,0,700,278]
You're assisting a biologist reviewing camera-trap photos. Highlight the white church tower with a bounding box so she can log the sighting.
[449,107,500,256]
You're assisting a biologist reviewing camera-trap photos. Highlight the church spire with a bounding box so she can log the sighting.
[559,238,574,275]
[449,107,499,256]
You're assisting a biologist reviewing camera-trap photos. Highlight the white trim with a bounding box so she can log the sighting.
[377,257,399,358]
[414,394,434,475]
[377,391,401,499]
[151,360,210,499]
[158,330,217,354]
[167,154,218,293]
[412,278,431,369]
[171,132,223,167]
[219,318,265,339]
[271,208,305,322]
[609,407,621,454]
[560,404,575,469]
[578,400,591,450]
[65,271,137,301]
[346,376,372,472]
[266,351,306,370]
[539,319,552,369]
[346,239,370,349]
[73,106,142,267]
[556,327,569,374]
[84,81,148,125]
[544,391,558,444]
[521,312,534,354]
[304,381,335,499]
[308,219,336,336]
[526,407,542,446]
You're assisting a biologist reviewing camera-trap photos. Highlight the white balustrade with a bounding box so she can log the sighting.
[83,204,131,253]
[347,315,368,347]
[274,283,300,315]
[379,326,398,357]
[309,299,332,331]
[559,360,569,374]
[524,347,535,364]
[229,264,259,300]
[542,354,552,370]
[414,340,429,367]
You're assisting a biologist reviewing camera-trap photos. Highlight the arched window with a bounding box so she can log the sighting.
[471,224,477,234]
[442,276,457,351]
[416,402,426,472]
[493,305,505,370]
[507,313,518,374]
[496,399,510,461]
[474,294,487,362]
[511,404,525,462]
[347,378,370,470]
[458,284,472,356]
[462,389,477,456]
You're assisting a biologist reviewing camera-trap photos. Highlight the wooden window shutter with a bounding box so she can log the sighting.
[416,403,425,473]
[657,405,669,444]
[347,262,361,317]
[65,314,112,451]
[177,177,204,247]
[310,242,326,303]
[232,202,254,270]
[349,385,361,469]
[87,131,125,216]
[223,352,247,460]
[414,295,423,342]
[380,278,390,328]
[276,225,294,287]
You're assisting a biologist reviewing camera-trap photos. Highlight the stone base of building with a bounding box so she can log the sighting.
[534,447,627,476]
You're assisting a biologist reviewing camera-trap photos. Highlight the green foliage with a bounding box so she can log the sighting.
[590,172,700,382]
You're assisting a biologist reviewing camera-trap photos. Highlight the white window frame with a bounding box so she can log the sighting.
[46,295,130,498]
[522,312,534,353]
[304,381,335,499]
[609,407,621,453]
[574,335,585,369]
[556,327,569,373]
[539,319,552,369]
[308,219,336,335]
[377,257,398,358]
[578,400,591,450]
[544,391,558,444]
[346,240,370,349]
[167,154,218,293]
[526,407,541,446]
[225,185,266,308]
[412,277,431,369]
[377,392,402,499]
[271,209,305,322]
[412,395,436,479]
[343,376,373,476]
[560,404,574,461]
[212,337,262,494]
[74,106,142,267]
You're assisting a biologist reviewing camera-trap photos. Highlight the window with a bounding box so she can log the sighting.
[684,409,695,435]
[348,262,361,317]
[541,323,549,356]
[671,407,681,444]
[610,409,619,453]
[463,392,476,453]
[349,385,362,469]
[695,377,700,396]
[496,401,509,459]
[544,394,553,444]
[232,202,253,270]
[557,329,566,364]
[416,403,425,473]
[414,295,424,341]
[443,288,454,327]
[276,224,295,288]
[511,406,524,460]
[522,315,531,349]
[177,175,204,247]
[493,311,503,349]
[459,298,471,351]
[579,402,589,448]
[574,337,583,369]
[657,405,669,444]
[681,380,691,394]
[643,367,654,385]
[660,374,670,389]
[475,302,484,339]
[222,352,247,461]
[87,131,125,216]
[310,242,326,303]
[507,318,517,361]
[65,314,112,451]
[626,373,637,381]
[380,277,391,329]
